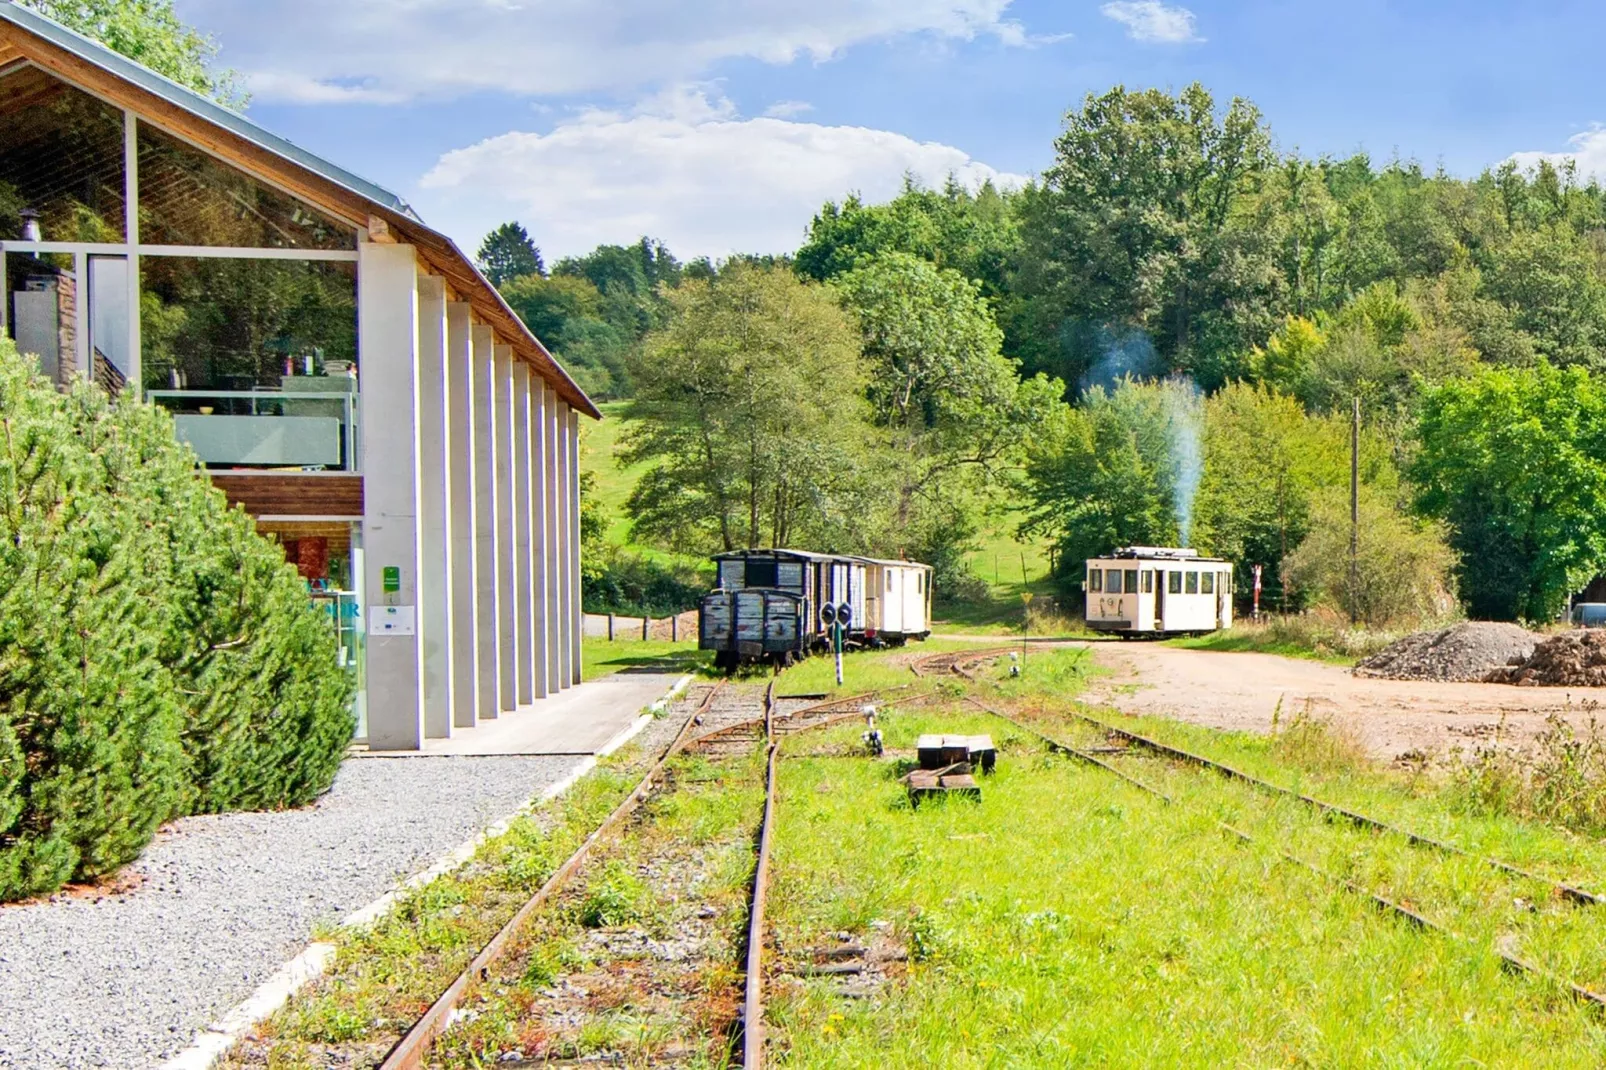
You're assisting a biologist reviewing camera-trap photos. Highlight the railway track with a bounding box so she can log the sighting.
[934,646,1606,911]
[374,674,865,1069]
[927,647,1606,1011]
[376,681,732,1070]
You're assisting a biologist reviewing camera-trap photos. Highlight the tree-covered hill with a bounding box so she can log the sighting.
[498,82,1606,626]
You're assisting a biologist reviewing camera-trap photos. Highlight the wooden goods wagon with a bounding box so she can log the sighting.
[699,588,805,670]
[858,557,934,644]
[711,549,866,640]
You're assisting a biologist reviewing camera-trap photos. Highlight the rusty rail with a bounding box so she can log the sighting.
[1062,705,1604,908]
[969,696,1606,1012]
[742,681,779,1068]
[932,647,1603,909]
[376,680,725,1070]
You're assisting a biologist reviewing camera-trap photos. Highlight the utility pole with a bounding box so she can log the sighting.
[1350,396,1360,627]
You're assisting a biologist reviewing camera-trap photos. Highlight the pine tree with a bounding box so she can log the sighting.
[477,222,545,286]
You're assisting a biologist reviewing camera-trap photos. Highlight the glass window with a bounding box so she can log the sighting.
[1125,570,1138,594]
[142,256,358,469]
[1168,571,1181,594]
[136,122,353,249]
[1202,572,1215,595]
[1088,568,1102,593]
[1106,569,1122,594]
[141,256,356,391]
[0,66,126,242]
[1186,571,1199,594]
[1143,570,1154,594]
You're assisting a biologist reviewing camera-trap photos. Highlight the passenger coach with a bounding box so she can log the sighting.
[1084,547,1234,637]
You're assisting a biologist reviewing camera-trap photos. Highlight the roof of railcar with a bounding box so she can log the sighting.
[1088,552,1232,564]
[853,556,933,570]
[711,549,855,564]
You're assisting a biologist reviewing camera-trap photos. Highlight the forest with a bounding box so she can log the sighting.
[485,83,1606,628]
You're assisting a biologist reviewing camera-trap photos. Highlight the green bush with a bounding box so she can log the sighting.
[0,340,353,900]
[581,546,709,617]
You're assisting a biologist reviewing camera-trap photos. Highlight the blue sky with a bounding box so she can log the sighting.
[171,0,1606,262]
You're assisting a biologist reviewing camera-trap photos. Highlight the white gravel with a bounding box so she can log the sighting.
[0,754,580,1070]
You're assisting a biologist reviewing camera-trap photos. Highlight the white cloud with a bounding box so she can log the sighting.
[1100,1,1202,44]
[413,88,1028,260]
[176,0,1031,103]
[765,100,816,119]
[1507,126,1606,181]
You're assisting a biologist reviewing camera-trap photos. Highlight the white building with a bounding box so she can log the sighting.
[0,1,599,749]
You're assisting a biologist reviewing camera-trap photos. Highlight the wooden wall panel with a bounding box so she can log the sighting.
[209,473,363,518]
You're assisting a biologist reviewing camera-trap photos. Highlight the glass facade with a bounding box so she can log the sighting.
[136,123,353,249]
[141,257,358,469]
[0,65,126,242]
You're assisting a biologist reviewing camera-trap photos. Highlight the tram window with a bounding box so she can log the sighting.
[1185,571,1199,594]
[1125,570,1138,593]
[1168,571,1182,594]
[1224,571,1234,594]
[1088,568,1102,592]
[1142,570,1154,594]
[1202,572,1215,595]
[1107,570,1123,594]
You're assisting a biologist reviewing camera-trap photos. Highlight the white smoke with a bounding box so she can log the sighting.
[1160,377,1204,548]
[1080,325,1162,394]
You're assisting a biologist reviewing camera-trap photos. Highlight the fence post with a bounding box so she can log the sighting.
[607,613,614,641]
[643,616,650,640]
[671,614,678,642]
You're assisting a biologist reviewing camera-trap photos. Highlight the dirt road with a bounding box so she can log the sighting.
[1080,642,1602,761]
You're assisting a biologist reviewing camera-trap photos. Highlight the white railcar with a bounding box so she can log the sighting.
[1084,547,1234,638]
[859,558,934,644]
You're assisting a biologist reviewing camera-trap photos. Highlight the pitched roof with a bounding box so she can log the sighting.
[0,0,600,418]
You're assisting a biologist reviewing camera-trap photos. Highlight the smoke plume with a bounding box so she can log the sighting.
[1160,377,1204,548]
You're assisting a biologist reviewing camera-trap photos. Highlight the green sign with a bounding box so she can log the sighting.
[382,566,401,594]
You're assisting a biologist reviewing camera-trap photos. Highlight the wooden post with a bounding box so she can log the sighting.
[643,616,649,641]
[672,614,678,642]
[607,613,614,641]
[1350,396,1360,627]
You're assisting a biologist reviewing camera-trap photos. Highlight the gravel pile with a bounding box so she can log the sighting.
[1353,622,1541,682]
[0,754,578,1070]
[1486,630,1606,686]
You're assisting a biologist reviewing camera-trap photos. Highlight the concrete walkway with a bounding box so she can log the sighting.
[357,670,685,757]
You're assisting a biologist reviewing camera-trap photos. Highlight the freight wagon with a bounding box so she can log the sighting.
[702,550,868,669]
[1084,547,1234,637]
[859,557,933,644]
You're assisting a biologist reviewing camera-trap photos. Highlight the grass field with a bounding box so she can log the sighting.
[581,637,709,681]
[582,401,704,572]
[231,641,1606,1065]
[1165,612,1404,665]
[766,649,1606,1065]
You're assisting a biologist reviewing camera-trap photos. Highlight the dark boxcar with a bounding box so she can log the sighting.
[700,587,805,670]
[712,549,866,644]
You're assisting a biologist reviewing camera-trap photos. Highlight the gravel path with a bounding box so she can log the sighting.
[0,755,579,1070]
[1084,642,1592,760]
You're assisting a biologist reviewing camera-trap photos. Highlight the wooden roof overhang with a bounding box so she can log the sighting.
[0,4,600,420]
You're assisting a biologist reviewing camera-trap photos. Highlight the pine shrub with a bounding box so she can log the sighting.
[0,339,353,900]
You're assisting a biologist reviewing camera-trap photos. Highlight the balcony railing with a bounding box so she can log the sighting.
[149,385,359,471]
